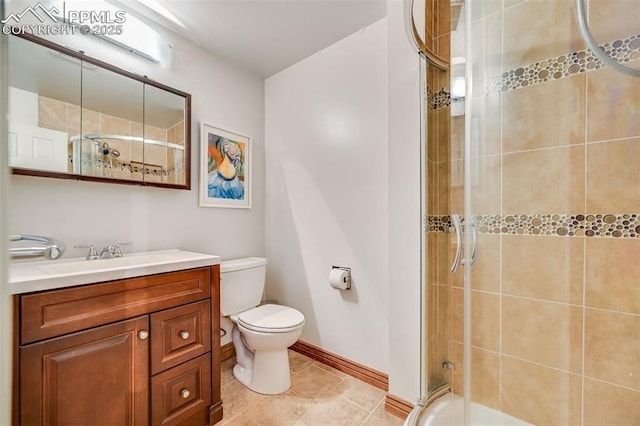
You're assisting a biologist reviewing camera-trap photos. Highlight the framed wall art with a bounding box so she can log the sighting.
[200,123,251,208]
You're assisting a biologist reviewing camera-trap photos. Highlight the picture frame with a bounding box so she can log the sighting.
[199,123,251,208]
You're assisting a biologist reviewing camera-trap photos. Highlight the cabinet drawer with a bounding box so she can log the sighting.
[151,353,212,426]
[151,300,211,374]
[21,267,211,344]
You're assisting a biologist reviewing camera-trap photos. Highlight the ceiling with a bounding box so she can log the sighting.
[115,0,388,77]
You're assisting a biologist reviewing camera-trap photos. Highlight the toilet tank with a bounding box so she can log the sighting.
[220,257,268,316]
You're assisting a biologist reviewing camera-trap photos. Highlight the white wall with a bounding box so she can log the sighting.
[387,0,422,403]
[5,19,266,260]
[265,19,389,373]
[3,12,265,419]
[1,2,14,422]
[3,0,422,410]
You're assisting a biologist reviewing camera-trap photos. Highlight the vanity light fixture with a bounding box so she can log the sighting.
[49,0,167,62]
[134,0,187,30]
[47,49,97,69]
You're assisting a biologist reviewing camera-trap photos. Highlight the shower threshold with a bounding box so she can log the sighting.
[406,393,533,426]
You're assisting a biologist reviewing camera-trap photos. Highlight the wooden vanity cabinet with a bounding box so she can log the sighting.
[20,316,150,425]
[14,265,222,426]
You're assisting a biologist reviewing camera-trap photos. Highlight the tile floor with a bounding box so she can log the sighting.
[219,350,406,426]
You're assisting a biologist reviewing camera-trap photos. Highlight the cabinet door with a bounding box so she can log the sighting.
[20,316,149,426]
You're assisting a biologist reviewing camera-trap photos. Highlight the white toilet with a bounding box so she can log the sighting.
[220,257,305,394]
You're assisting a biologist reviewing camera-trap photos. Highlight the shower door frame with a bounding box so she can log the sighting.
[415,0,474,423]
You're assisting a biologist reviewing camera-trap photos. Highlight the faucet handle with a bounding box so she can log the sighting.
[113,242,132,258]
[74,244,99,260]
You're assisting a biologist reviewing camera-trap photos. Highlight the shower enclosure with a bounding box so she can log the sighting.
[408,0,640,424]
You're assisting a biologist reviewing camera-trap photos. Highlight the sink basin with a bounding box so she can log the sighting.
[39,251,198,274]
[9,249,220,294]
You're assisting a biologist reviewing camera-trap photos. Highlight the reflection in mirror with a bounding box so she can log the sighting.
[8,35,81,174]
[144,84,187,186]
[6,33,191,190]
[80,64,144,181]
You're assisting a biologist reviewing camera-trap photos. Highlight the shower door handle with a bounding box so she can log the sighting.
[450,214,462,273]
[466,217,478,266]
[451,215,478,272]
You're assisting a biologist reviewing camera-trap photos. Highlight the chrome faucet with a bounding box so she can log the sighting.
[75,242,132,259]
[101,242,132,258]
[100,244,116,258]
[74,244,100,260]
[9,235,67,260]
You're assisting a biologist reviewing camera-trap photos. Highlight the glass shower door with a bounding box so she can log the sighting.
[461,0,640,425]
[417,0,456,408]
[424,59,455,401]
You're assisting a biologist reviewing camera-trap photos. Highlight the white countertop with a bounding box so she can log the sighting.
[8,249,220,294]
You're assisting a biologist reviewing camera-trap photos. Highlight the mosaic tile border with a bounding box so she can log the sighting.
[428,215,452,233]
[426,85,451,110]
[487,33,640,94]
[428,214,640,238]
[70,156,184,178]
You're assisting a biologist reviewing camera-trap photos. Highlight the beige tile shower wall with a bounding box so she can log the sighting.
[37,95,173,179]
[167,121,185,145]
[425,0,453,394]
[425,0,435,51]
[38,96,69,133]
[448,1,640,424]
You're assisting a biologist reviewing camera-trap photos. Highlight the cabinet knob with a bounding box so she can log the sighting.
[179,331,190,340]
[138,330,149,340]
[180,388,190,399]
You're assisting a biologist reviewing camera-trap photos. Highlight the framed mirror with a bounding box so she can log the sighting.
[7,32,191,189]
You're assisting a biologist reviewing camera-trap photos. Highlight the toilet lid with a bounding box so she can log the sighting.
[237,304,305,333]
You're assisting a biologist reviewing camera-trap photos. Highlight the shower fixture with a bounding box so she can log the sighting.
[404,0,449,71]
[576,0,640,78]
[70,134,186,151]
[98,142,120,158]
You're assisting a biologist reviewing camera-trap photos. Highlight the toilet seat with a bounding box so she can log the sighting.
[236,304,305,333]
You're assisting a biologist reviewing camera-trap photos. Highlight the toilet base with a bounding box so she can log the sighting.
[252,348,292,394]
[229,309,303,395]
[232,363,253,388]
[233,348,292,395]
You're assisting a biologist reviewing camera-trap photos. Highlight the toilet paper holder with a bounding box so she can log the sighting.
[331,266,352,290]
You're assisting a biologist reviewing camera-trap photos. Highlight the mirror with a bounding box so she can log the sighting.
[7,33,191,189]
